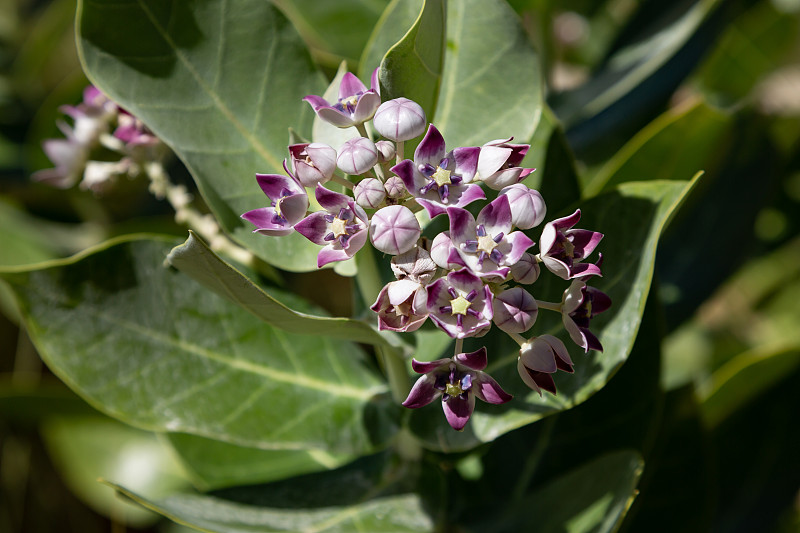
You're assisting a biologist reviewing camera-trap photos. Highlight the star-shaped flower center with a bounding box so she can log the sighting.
[432,167,452,187]
[331,217,348,237]
[450,294,472,315]
[445,382,464,397]
[477,234,499,254]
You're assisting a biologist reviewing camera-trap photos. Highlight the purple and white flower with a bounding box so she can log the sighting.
[303,70,380,129]
[447,195,535,281]
[403,348,512,431]
[427,268,493,338]
[241,164,309,236]
[517,334,574,396]
[294,185,369,267]
[477,138,535,190]
[288,143,337,187]
[539,209,603,280]
[562,280,612,352]
[354,177,386,209]
[390,125,484,218]
[370,279,428,332]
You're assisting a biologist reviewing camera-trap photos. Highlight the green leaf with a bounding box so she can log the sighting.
[409,176,700,451]
[584,99,732,196]
[273,0,389,68]
[378,0,446,124]
[41,416,189,528]
[433,0,542,148]
[1,236,388,454]
[695,1,800,104]
[105,459,434,533]
[489,450,643,533]
[166,231,392,347]
[77,0,328,272]
[359,0,424,81]
[701,345,800,428]
[167,433,353,491]
[523,105,582,214]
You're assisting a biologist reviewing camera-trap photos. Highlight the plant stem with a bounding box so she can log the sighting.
[535,299,562,312]
[356,123,370,140]
[331,174,354,189]
[395,140,405,163]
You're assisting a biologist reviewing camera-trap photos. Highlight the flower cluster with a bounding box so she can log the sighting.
[35,86,165,194]
[243,70,612,430]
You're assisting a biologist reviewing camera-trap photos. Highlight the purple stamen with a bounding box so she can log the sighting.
[493,232,504,243]
[448,287,458,299]
[439,157,450,169]
[456,314,463,328]
[477,251,487,266]
[324,232,335,241]
[460,374,472,391]
[463,240,478,253]
[324,214,335,223]
[467,308,482,318]
[338,207,350,220]
[490,249,503,263]
[439,305,453,314]
[476,225,486,237]
[439,184,449,202]
[465,290,477,301]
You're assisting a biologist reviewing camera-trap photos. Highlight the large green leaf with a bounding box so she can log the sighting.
[41,416,189,527]
[166,232,393,347]
[167,433,352,491]
[77,0,327,272]
[409,176,699,451]
[273,0,388,68]
[1,236,388,453]
[486,450,643,533]
[377,0,445,124]
[584,99,732,196]
[359,0,424,82]
[106,452,433,532]
[433,0,542,148]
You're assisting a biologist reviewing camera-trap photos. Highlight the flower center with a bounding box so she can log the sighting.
[331,217,348,237]
[477,234,498,254]
[445,382,463,397]
[432,167,452,187]
[449,295,472,315]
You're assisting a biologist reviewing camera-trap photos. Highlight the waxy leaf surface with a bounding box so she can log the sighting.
[167,232,392,347]
[77,0,327,271]
[1,237,387,454]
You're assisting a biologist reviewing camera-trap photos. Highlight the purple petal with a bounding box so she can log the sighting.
[455,347,488,371]
[343,227,368,256]
[442,394,475,431]
[568,262,603,279]
[453,183,486,208]
[451,146,480,182]
[410,358,451,374]
[587,287,612,315]
[294,212,330,245]
[477,195,513,236]
[402,375,440,408]
[502,231,535,266]
[371,67,380,93]
[569,229,604,258]
[552,209,581,231]
[317,245,352,268]
[472,372,513,404]
[414,125,446,166]
[338,72,367,99]
[390,159,419,192]
[315,184,351,212]
[316,107,355,128]
[241,208,293,236]
[447,207,476,246]
[302,95,331,111]
[255,173,302,200]
[518,358,542,395]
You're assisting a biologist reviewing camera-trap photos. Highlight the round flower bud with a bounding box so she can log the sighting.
[373,98,426,141]
[369,205,421,255]
[289,143,337,187]
[430,232,454,269]
[492,287,538,334]
[499,184,547,229]
[375,140,396,163]
[354,177,386,209]
[511,253,540,284]
[337,137,378,175]
[383,176,406,199]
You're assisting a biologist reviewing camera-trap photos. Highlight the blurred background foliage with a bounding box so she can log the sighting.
[1,0,798,531]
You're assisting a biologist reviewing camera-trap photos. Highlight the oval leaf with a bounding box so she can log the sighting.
[77,0,327,271]
[1,236,388,454]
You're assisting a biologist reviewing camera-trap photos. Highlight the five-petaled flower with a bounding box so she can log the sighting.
[303,70,381,129]
[561,280,612,352]
[538,209,604,280]
[403,348,512,431]
[391,125,484,218]
[517,334,574,396]
[241,162,309,237]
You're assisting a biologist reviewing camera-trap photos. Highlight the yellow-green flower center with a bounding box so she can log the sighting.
[331,217,348,237]
[274,197,285,218]
[477,234,499,254]
[432,167,452,187]
[445,382,463,397]
[450,295,472,315]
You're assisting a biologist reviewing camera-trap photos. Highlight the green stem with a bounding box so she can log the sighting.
[355,246,410,402]
[356,123,370,140]
[331,174,354,189]
[535,299,562,312]
[395,140,405,163]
